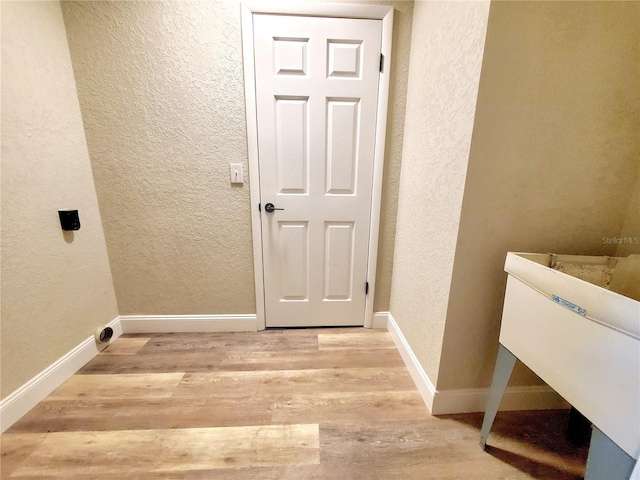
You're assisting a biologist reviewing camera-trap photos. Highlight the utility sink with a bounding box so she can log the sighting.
[481,252,640,479]
[505,252,640,337]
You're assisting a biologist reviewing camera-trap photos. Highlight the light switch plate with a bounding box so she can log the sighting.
[230,163,243,184]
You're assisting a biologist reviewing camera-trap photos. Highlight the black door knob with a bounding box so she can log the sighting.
[264,203,284,213]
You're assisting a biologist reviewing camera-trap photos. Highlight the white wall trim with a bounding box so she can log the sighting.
[431,385,569,416]
[387,313,437,412]
[372,311,389,329]
[242,1,393,19]
[241,2,266,331]
[0,317,122,433]
[386,312,569,415]
[119,314,258,333]
[363,5,394,329]
[241,1,394,330]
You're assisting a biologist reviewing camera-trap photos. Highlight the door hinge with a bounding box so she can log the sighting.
[379,54,384,73]
[258,203,261,212]
[365,282,369,295]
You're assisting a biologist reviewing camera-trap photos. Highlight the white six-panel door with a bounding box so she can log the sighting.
[253,14,382,327]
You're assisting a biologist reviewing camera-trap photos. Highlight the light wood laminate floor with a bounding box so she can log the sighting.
[1,328,588,479]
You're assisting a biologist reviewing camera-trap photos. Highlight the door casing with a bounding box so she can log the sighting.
[241,1,394,330]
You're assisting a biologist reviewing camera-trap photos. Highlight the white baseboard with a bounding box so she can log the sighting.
[386,313,569,415]
[119,314,258,333]
[372,311,389,329]
[0,317,122,433]
[431,385,569,415]
[386,313,437,412]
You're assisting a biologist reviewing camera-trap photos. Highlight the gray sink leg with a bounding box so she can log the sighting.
[585,426,635,480]
[631,457,640,480]
[479,344,517,450]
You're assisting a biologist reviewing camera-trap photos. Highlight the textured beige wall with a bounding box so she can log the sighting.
[1,1,119,398]
[389,0,491,384]
[438,0,640,391]
[62,0,254,315]
[61,0,412,315]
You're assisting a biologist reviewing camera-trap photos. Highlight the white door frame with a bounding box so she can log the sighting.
[241,1,394,330]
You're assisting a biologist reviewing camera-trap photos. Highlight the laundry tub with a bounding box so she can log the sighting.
[480,252,640,479]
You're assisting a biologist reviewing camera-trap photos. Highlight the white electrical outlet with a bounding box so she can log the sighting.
[229,163,243,184]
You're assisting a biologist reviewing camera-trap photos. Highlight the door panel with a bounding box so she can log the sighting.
[328,40,362,78]
[324,222,355,300]
[273,38,308,76]
[254,14,381,327]
[278,222,309,301]
[326,99,360,195]
[275,97,309,194]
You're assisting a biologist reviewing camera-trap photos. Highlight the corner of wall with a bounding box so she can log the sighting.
[1,0,119,399]
[388,0,491,389]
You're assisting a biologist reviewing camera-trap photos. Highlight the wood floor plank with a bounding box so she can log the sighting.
[219,348,405,371]
[99,338,150,355]
[317,418,586,480]
[7,425,320,478]
[317,420,493,480]
[0,433,47,480]
[136,331,318,355]
[47,373,184,400]
[318,332,396,350]
[3,465,326,480]
[168,464,326,480]
[271,391,432,424]
[7,396,274,433]
[172,368,415,397]
[79,352,226,374]
[79,348,404,374]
